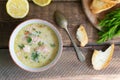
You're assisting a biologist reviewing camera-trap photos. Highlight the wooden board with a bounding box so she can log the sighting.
[82,0,120,30]
[0,1,99,48]
[1,0,120,48]
[82,0,100,30]
[82,0,120,44]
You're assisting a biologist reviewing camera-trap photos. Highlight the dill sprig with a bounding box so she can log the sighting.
[97,8,120,43]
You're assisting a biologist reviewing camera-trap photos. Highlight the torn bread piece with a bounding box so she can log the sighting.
[90,0,117,14]
[76,25,88,47]
[92,44,114,70]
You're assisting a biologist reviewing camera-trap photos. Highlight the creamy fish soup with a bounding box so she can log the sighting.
[14,23,59,68]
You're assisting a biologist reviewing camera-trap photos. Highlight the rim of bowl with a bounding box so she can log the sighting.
[9,19,63,72]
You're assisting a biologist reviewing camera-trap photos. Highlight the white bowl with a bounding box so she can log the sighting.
[9,19,63,72]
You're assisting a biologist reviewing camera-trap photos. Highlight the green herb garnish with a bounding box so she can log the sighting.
[50,43,56,47]
[38,41,44,46]
[97,8,120,43]
[31,51,39,62]
[18,44,24,49]
[41,54,46,59]
[36,31,41,34]
[25,56,28,59]
[32,28,36,31]
[26,36,32,43]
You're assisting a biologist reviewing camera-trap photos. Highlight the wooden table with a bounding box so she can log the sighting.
[0,0,120,80]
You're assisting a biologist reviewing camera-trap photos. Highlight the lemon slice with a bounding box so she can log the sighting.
[6,0,29,18]
[33,0,52,7]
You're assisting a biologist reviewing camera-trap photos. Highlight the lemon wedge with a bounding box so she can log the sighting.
[6,0,29,18]
[33,0,52,7]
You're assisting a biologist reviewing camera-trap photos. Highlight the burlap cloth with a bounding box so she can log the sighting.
[0,48,120,80]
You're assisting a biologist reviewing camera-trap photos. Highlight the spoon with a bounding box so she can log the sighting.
[54,11,85,62]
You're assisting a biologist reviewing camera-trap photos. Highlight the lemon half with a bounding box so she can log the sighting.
[33,0,52,7]
[6,0,29,18]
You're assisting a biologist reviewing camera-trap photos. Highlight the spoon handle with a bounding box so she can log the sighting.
[65,28,85,62]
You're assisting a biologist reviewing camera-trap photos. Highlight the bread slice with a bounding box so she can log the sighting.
[92,44,114,70]
[90,0,117,14]
[76,25,88,47]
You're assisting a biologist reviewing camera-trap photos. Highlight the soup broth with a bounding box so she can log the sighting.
[14,23,59,68]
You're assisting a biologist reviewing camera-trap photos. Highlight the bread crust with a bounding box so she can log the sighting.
[76,25,88,47]
[102,44,114,69]
[90,0,117,14]
[92,44,114,70]
[101,0,120,3]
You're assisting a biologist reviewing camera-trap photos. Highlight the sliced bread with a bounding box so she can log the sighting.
[90,0,117,14]
[76,25,88,47]
[92,44,114,70]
